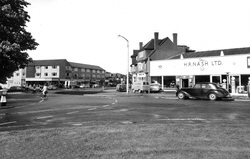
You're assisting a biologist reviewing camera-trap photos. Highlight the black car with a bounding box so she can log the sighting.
[176,82,232,100]
[116,84,126,92]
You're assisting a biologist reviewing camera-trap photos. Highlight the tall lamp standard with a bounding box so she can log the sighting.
[118,35,129,94]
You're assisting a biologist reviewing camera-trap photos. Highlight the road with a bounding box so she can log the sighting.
[0,90,249,131]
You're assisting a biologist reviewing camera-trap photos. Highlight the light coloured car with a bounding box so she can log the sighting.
[150,83,162,92]
[132,81,150,93]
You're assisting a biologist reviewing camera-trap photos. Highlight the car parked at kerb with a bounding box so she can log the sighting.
[176,82,233,101]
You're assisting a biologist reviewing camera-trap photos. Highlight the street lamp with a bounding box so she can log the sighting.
[118,35,129,94]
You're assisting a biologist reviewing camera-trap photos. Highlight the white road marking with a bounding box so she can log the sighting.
[37,116,53,119]
[66,111,79,115]
[158,118,206,121]
[0,121,17,126]
[88,108,97,110]
[103,105,109,107]
[72,123,82,126]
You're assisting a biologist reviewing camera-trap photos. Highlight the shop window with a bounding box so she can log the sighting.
[247,57,250,68]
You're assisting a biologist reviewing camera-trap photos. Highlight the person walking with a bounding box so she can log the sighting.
[41,83,48,99]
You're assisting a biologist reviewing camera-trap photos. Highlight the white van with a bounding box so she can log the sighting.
[132,81,150,93]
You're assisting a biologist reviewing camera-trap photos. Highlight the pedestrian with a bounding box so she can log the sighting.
[41,83,48,99]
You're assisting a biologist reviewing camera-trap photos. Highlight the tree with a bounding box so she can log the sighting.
[0,0,38,83]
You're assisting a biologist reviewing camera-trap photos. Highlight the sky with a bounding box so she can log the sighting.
[25,0,250,74]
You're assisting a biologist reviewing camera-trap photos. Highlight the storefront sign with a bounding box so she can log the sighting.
[137,73,146,77]
[184,59,222,71]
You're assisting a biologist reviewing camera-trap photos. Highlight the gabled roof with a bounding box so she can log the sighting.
[170,47,250,59]
[29,59,69,66]
[140,38,167,51]
[69,62,105,71]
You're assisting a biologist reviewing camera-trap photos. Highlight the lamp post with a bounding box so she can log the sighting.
[118,35,129,94]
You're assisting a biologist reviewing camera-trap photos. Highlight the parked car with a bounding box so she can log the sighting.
[150,83,162,92]
[80,84,90,88]
[176,82,232,101]
[132,81,150,93]
[92,84,99,88]
[48,85,57,90]
[8,86,25,92]
[116,84,126,92]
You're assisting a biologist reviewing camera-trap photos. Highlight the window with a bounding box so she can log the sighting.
[45,66,48,69]
[74,68,78,71]
[44,73,48,76]
[86,69,90,72]
[81,68,85,72]
[66,73,70,77]
[36,73,40,76]
[36,66,40,69]
[92,70,96,73]
[16,73,19,76]
[52,73,57,76]
[247,57,250,68]
[52,66,57,69]
[97,70,100,73]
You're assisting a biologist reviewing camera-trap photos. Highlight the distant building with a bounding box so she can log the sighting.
[2,59,106,88]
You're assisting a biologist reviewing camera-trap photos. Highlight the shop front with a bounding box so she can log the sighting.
[150,54,250,94]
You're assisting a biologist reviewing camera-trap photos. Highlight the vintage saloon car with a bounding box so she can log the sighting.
[176,82,232,100]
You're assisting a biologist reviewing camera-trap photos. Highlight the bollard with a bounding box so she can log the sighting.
[0,89,7,107]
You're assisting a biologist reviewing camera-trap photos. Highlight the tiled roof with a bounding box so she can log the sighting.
[29,59,69,66]
[170,47,250,59]
[69,62,105,71]
[28,59,105,71]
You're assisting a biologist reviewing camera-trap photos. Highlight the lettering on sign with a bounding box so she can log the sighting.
[183,58,223,71]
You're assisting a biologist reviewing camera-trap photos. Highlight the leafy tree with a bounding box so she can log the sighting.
[0,0,38,83]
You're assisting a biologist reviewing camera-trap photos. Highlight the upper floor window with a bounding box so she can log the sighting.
[74,68,78,71]
[66,66,72,71]
[86,69,90,72]
[36,73,40,76]
[45,66,48,69]
[97,70,100,73]
[16,73,19,76]
[81,68,85,72]
[52,73,57,76]
[52,66,57,69]
[44,73,48,76]
[92,70,96,73]
[36,66,40,69]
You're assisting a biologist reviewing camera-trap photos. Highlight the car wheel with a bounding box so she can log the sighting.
[177,92,185,99]
[209,93,217,100]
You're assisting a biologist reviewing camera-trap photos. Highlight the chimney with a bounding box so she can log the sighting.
[173,33,177,45]
[139,42,143,50]
[154,32,159,50]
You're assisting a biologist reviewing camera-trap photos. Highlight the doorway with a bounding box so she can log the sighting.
[182,79,189,88]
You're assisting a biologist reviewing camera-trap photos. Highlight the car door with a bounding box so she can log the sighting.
[188,84,201,97]
[200,84,210,97]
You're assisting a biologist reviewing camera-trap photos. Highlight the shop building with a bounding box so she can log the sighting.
[131,32,250,94]
[150,47,250,93]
